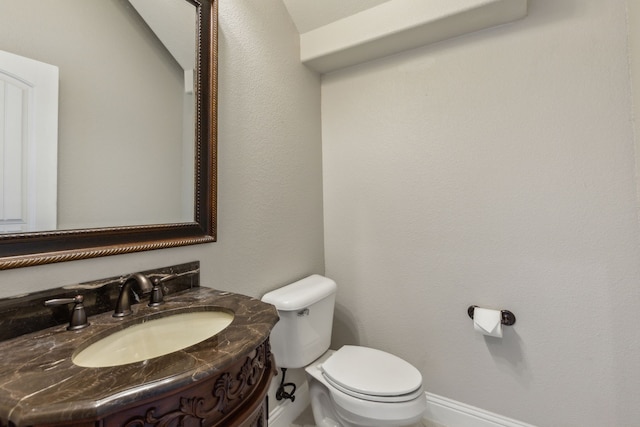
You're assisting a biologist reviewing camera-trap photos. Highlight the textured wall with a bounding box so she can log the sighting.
[280,0,389,33]
[630,0,640,207]
[0,0,324,304]
[322,0,640,425]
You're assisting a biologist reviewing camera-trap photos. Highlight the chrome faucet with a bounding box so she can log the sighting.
[113,273,153,317]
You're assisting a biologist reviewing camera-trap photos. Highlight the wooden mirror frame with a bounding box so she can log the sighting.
[0,0,217,270]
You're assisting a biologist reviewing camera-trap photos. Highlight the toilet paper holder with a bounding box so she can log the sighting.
[467,305,516,326]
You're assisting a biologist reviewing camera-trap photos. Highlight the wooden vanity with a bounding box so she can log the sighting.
[87,339,273,427]
[0,264,279,427]
[49,339,273,427]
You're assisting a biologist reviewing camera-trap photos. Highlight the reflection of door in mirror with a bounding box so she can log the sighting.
[0,50,58,233]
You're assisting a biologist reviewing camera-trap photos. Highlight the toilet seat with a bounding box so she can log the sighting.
[320,345,423,403]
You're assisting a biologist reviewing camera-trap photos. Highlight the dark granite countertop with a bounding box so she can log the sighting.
[0,287,279,426]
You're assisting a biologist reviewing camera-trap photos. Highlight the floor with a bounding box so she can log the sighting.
[290,405,441,427]
[290,406,315,427]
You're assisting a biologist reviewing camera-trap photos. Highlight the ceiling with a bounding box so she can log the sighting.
[281,0,391,33]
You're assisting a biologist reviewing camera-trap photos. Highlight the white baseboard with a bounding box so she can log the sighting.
[424,393,537,427]
[268,381,310,427]
[267,385,534,427]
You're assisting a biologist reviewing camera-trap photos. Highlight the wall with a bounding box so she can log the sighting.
[322,0,640,426]
[630,0,640,207]
[0,0,324,308]
[281,0,390,33]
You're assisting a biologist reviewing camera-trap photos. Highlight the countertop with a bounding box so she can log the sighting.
[0,287,279,426]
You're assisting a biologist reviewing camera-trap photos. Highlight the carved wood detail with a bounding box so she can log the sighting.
[103,339,273,427]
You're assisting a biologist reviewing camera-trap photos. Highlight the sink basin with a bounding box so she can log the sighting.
[73,310,234,368]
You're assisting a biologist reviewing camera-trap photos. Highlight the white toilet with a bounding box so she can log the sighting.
[262,275,427,427]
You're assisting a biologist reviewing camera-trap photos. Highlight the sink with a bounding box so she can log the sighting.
[73,310,234,368]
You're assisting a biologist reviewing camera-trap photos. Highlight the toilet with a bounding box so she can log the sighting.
[262,275,427,427]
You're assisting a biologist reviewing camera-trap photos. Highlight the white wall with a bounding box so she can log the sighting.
[0,0,324,303]
[322,0,640,426]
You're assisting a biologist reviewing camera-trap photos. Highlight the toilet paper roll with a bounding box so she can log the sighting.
[473,307,503,338]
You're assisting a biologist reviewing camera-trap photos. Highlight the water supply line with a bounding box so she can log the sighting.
[276,368,297,402]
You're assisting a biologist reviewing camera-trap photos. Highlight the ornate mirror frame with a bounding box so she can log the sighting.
[0,0,217,270]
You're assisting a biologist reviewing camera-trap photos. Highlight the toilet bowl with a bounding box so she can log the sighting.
[306,348,427,427]
[262,275,427,427]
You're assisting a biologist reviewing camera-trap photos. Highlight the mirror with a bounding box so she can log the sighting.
[0,0,217,269]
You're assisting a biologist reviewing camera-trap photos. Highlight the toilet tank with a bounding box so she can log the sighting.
[262,275,337,369]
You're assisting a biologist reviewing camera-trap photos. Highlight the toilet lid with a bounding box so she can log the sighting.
[321,346,423,399]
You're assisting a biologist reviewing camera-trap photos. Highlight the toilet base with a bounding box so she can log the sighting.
[305,351,427,427]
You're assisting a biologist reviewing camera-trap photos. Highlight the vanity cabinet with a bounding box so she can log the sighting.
[103,340,273,427]
[32,340,274,427]
[0,272,279,427]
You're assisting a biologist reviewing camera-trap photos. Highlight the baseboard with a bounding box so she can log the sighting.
[268,381,310,427]
[424,392,537,427]
[267,386,534,427]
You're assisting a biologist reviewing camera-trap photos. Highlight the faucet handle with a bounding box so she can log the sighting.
[44,295,90,331]
[148,274,176,307]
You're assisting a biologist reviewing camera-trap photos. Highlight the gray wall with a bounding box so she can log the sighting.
[0,0,324,304]
[322,0,640,426]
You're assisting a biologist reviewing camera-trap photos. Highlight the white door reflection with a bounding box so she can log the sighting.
[0,50,58,232]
